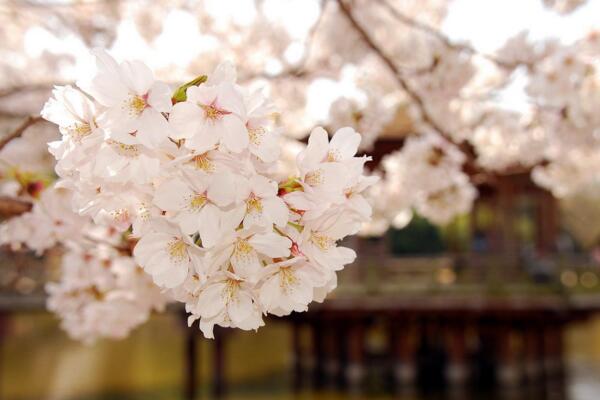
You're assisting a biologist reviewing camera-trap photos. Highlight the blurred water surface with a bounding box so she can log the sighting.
[2,313,600,400]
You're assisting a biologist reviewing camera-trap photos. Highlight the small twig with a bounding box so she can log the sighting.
[0,115,44,152]
[336,0,455,141]
[377,0,527,70]
[0,196,33,217]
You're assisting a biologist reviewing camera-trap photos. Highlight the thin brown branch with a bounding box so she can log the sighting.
[0,115,44,152]
[377,0,526,70]
[0,196,33,217]
[336,0,455,141]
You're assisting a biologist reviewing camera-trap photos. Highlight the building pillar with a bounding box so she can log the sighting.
[497,325,521,387]
[345,318,366,392]
[445,323,469,386]
[391,318,418,389]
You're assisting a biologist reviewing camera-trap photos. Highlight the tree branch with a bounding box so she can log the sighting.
[0,115,44,152]
[336,0,455,141]
[377,0,525,70]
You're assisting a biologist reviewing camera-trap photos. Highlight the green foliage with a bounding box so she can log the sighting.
[388,215,445,255]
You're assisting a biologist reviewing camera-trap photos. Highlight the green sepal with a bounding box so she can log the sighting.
[171,75,208,103]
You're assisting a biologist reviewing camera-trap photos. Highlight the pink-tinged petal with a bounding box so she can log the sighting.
[258,274,281,311]
[218,205,246,234]
[249,232,291,258]
[250,175,277,198]
[154,179,193,211]
[197,204,221,248]
[329,127,361,160]
[297,127,328,173]
[185,125,220,152]
[283,191,315,211]
[207,171,237,207]
[169,102,204,140]
[207,61,237,85]
[134,232,168,265]
[196,283,227,319]
[216,83,245,116]
[220,115,249,153]
[227,289,253,325]
[148,82,173,113]
[347,194,372,219]
[119,60,155,95]
[328,246,356,270]
[177,211,200,235]
[136,109,171,148]
[86,73,129,107]
[186,85,219,105]
[92,48,120,76]
[250,132,280,163]
[243,209,266,230]
[263,197,289,227]
[199,317,218,339]
[231,246,261,279]
[154,262,188,288]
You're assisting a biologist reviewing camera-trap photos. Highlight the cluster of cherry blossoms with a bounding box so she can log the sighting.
[38,50,374,339]
[361,133,476,236]
[0,187,168,343]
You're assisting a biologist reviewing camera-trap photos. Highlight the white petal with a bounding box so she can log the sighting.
[249,232,291,258]
[148,81,173,112]
[169,102,203,140]
[119,60,155,95]
[153,179,193,211]
[220,115,249,153]
[263,197,289,227]
[329,127,361,160]
[136,109,170,148]
[298,127,328,173]
[227,289,254,325]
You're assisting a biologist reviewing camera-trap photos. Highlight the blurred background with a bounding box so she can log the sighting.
[1,0,600,399]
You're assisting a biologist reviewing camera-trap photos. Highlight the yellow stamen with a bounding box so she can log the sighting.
[189,194,207,211]
[110,208,130,224]
[248,126,265,145]
[126,95,147,117]
[279,267,298,291]
[305,169,324,186]
[246,194,263,214]
[167,239,187,263]
[327,149,341,162]
[234,239,253,256]
[68,122,92,142]
[310,233,335,251]
[108,140,140,158]
[191,154,215,173]
[200,103,229,121]
[223,278,240,303]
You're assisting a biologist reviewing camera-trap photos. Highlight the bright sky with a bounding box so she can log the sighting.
[444,0,600,52]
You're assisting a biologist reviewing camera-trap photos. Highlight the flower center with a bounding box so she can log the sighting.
[108,140,140,158]
[167,239,187,263]
[200,103,230,121]
[110,208,130,224]
[68,122,92,142]
[310,233,335,251]
[305,169,324,186]
[191,154,215,173]
[327,149,341,162]
[279,267,298,291]
[234,239,254,257]
[248,126,265,145]
[188,193,207,211]
[223,278,240,302]
[126,94,148,117]
[246,194,263,214]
